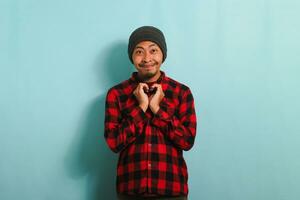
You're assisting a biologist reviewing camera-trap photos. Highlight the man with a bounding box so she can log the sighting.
[104,26,197,200]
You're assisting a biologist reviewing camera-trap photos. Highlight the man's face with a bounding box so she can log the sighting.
[132,41,163,82]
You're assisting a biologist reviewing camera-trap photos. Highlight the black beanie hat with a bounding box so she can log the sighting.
[128,26,167,64]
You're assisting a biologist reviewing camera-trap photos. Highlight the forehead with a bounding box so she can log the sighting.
[134,41,159,49]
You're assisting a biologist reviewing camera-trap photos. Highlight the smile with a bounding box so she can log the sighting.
[143,64,155,69]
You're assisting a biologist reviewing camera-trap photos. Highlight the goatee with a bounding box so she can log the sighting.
[143,72,156,79]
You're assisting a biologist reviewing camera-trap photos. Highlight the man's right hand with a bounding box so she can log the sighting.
[133,83,149,112]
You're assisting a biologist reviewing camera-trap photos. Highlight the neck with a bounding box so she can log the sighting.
[138,71,161,83]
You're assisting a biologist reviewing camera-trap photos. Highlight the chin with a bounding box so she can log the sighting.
[144,71,157,78]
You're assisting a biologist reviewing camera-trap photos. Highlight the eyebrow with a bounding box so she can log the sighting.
[134,43,157,50]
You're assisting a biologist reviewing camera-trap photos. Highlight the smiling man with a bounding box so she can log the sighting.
[104,26,197,200]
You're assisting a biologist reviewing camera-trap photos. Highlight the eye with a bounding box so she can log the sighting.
[150,48,158,54]
[134,50,143,55]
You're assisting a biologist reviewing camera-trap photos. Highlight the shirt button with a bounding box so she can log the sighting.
[148,163,151,168]
[148,144,152,147]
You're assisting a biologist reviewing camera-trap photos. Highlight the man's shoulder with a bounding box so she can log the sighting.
[165,75,191,92]
[106,78,132,95]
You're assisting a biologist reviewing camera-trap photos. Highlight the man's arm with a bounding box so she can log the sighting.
[151,87,197,151]
[104,89,147,153]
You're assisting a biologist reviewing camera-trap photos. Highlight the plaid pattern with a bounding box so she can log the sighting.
[104,71,197,197]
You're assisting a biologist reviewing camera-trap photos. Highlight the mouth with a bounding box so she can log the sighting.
[140,64,155,69]
[144,65,154,69]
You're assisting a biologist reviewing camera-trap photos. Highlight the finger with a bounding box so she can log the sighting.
[150,83,159,88]
[142,85,149,93]
[139,83,149,90]
[151,84,162,93]
[150,83,162,92]
[136,83,147,93]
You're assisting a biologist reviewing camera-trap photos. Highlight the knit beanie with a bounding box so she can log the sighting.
[128,26,167,64]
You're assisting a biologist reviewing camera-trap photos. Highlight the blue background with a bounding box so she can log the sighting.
[1,0,300,199]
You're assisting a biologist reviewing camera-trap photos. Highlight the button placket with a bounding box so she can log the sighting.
[148,144,151,168]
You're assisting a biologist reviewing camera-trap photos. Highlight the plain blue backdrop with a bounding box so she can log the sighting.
[1,0,300,200]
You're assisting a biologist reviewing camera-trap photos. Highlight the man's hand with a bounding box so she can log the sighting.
[149,84,165,114]
[133,83,149,112]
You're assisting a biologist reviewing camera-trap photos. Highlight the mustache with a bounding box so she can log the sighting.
[138,61,158,67]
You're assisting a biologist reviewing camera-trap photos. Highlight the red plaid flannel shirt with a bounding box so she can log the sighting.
[104,71,197,197]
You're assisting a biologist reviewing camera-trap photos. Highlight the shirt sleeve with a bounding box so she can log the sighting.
[104,89,148,153]
[151,87,197,151]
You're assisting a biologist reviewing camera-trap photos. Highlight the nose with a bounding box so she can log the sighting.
[143,51,151,63]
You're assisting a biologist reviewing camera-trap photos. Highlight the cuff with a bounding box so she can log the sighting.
[152,98,173,128]
[126,106,148,126]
